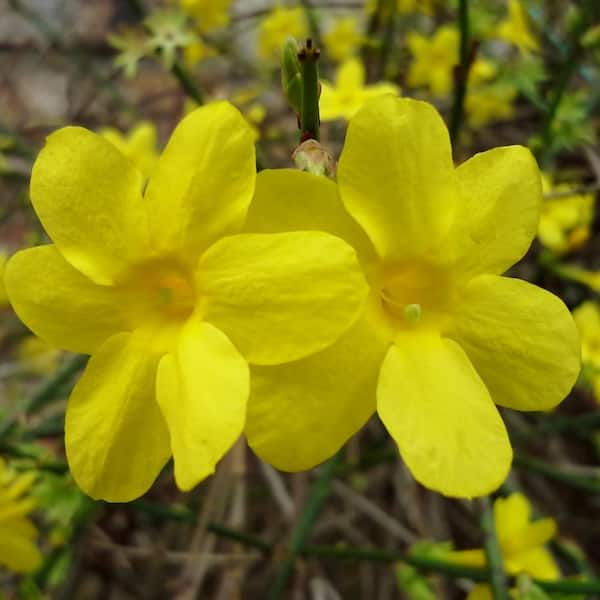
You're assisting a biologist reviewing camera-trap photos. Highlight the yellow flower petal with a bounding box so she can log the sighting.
[377,333,512,497]
[448,275,580,411]
[466,585,493,600]
[494,492,531,543]
[144,101,255,261]
[337,96,457,261]
[198,231,368,365]
[5,245,128,354]
[246,313,387,471]
[30,127,148,285]
[508,547,560,581]
[65,331,171,502]
[245,169,377,268]
[156,318,249,491]
[0,523,42,573]
[450,146,542,276]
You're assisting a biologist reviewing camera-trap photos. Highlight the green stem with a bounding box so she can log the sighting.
[268,452,342,599]
[298,39,321,142]
[205,525,600,594]
[123,0,204,105]
[480,497,509,600]
[448,0,472,147]
[538,0,599,166]
[0,354,87,440]
[514,453,600,493]
[378,0,397,80]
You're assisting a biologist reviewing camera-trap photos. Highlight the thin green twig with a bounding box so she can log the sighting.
[538,0,599,166]
[0,354,87,440]
[268,452,342,599]
[480,497,509,600]
[297,39,321,142]
[448,0,473,147]
[514,453,600,493]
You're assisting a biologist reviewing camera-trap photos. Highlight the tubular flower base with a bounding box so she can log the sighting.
[5,101,368,502]
[243,96,580,498]
[0,458,42,574]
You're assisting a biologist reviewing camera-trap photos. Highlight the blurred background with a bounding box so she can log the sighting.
[1,0,600,598]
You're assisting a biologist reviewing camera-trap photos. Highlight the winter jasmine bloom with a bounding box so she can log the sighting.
[323,17,365,62]
[496,0,539,54]
[258,5,308,61]
[243,96,579,497]
[100,121,160,180]
[0,458,41,573]
[180,0,231,33]
[320,58,400,121]
[449,493,559,599]
[538,174,594,255]
[5,102,368,502]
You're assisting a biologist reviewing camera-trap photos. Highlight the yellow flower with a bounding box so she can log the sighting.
[0,458,41,573]
[320,58,400,121]
[17,335,63,376]
[0,251,9,308]
[180,0,231,32]
[537,174,594,254]
[496,0,539,53]
[183,38,216,67]
[397,0,433,14]
[100,122,160,180]
[323,16,365,62]
[466,84,517,127]
[258,5,308,61]
[407,25,459,96]
[243,96,579,497]
[5,102,368,502]
[573,301,600,401]
[450,493,560,599]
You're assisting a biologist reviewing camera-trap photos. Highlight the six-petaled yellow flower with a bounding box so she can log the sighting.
[323,16,365,62]
[320,58,400,121]
[100,121,160,181]
[538,174,594,254]
[243,96,580,497]
[448,492,559,599]
[0,458,41,573]
[496,0,539,53]
[4,101,368,502]
[258,5,308,61]
[180,0,231,33]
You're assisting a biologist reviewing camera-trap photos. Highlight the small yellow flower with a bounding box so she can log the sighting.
[320,58,400,121]
[180,0,231,33]
[573,301,600,401]
[183,38,216,67]
[323,16,365,62]
[0,458,41,573]
[449,493,560,599]
[244,96,579,497]
[496,0,539,53]
[466,84,517,127]
[407,25,459,96]
[5,102,368,502]
[100,122,160,180]
[17,335,63,376]
[537,174,594,254]
[258,5,308,61]
[397,0,433,14]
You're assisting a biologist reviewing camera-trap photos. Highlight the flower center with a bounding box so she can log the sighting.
[122,259,196,327]
[378,261,453,330]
